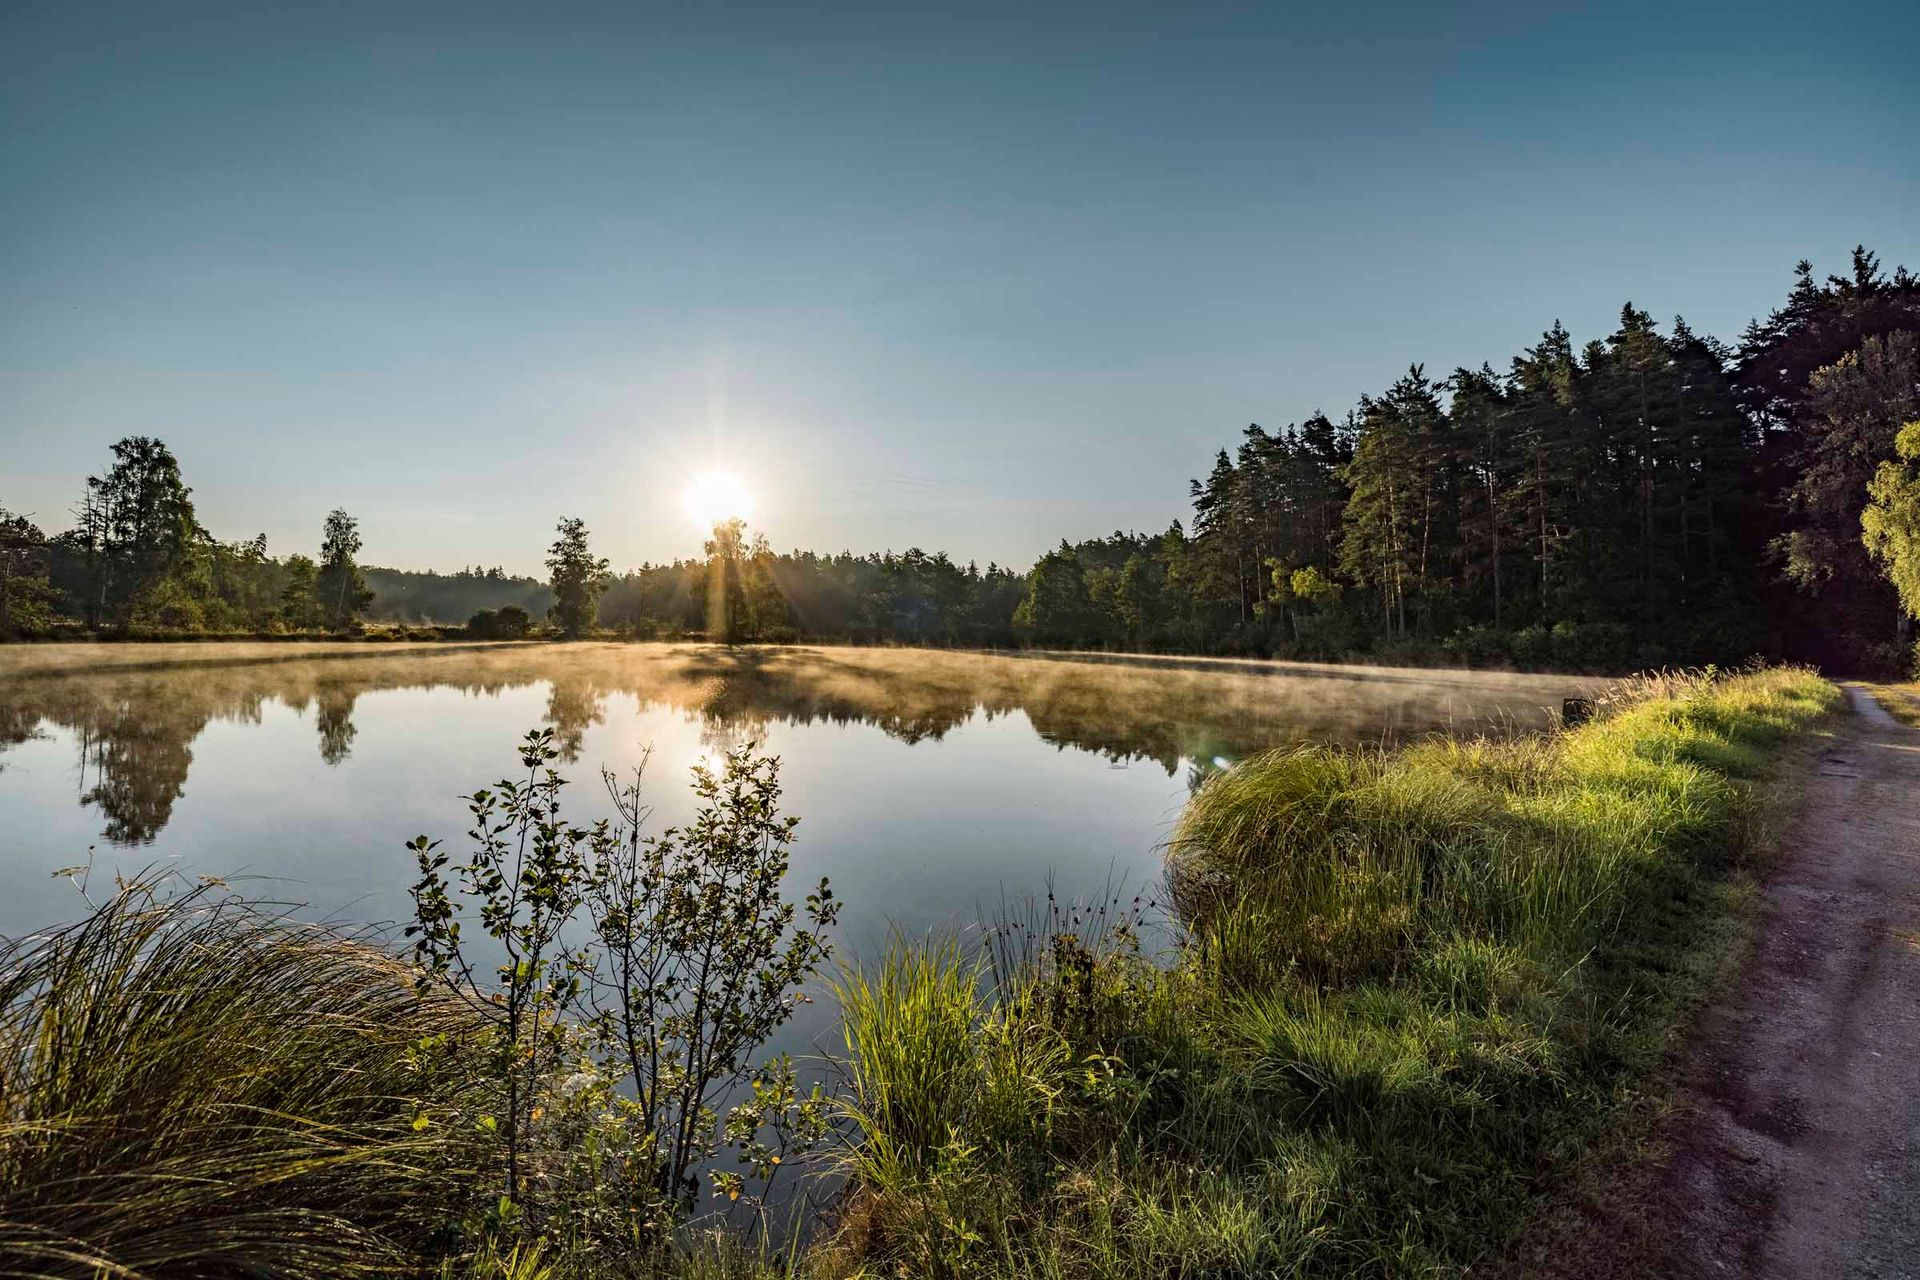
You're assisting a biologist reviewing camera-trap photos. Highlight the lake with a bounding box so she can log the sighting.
[0,641,1593,1060]
[0,639,1597,934]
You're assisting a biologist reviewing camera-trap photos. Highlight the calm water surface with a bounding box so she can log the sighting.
[0,642,1594,956]
[0,640,1600,1217]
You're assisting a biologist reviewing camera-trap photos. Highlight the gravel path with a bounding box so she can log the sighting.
[1495,685,1920,1278]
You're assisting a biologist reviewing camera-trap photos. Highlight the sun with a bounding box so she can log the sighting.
[683,469,754,529]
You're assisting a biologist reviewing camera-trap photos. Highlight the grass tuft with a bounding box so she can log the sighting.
[0,880,497,1278]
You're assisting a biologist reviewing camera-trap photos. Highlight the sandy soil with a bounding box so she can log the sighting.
[1497,685,1920,1278]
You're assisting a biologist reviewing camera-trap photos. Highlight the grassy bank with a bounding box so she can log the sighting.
[0,668,1838,1279]
[824,667,1837,1277]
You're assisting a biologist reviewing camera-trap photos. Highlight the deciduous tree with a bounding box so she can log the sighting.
[316,509,373,631]
[1862,419,1920,640]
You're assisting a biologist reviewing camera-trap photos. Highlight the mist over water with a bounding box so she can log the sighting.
[0,641,1593,945]
[0,640,1598,1218]
[0,642,1595,926]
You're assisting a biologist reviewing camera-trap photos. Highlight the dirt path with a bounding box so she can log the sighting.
[1675,684,1920,1278]
[1511,685,1920,1277]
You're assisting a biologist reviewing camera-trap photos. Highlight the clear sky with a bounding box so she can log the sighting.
[4,0,1916,575]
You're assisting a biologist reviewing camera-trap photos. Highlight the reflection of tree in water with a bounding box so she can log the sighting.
[0,701,41,773]
[542,677,605,762]
[75,712,194,846]
[314,687,358,766]
[694,694,774,757]
[694,653,978,748]
[0,643,1580,846]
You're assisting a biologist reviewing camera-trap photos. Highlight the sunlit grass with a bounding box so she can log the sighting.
[827,667,1839,1277]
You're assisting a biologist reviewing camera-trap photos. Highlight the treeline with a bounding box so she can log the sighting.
[0,443,1026,647]
[4,247,1918,672]
[592,248,1920,672]
[1010,313,1755,670]
[1010,253,1920,673]
[362,566,553,625]
[0,440,583,640]
[600,526,1027,646]
[0,438,377,639]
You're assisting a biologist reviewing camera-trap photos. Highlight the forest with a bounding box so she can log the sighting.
[4,247,1918,673]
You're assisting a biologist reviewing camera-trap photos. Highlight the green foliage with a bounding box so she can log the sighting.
[279,552,323,629]
[603,540,1026,647]
[407,730,597,1208]
[0,735,839,1279]
[368,565,556,625]
[1741,252,1920,669]
[582,744,838,1223]
[406,734,836,1248]
[469,604,535,639]
[317,509,375,631]
[71,436,204,628]
[0,671,1839,1279]
[1776,333,1920,594]
[547,517,611,639]
[697,519,787,644]
[1013,543,1097,645]
[0,506,58,638]
[1340,366,1445,636]
[15,246,1920,674]
[1861,419,1920,622]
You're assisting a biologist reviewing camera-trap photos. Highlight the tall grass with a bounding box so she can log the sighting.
[826,667,1839,1277]
[0,881,497,1279]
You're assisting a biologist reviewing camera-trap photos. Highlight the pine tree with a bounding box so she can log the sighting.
[279,554,322,630]
[76,437,203,627]
[548,516,611,639]
[1339,367,1451,636]
[1188,449,1251,624]
[1447,366,1517,626]
[1507,323,1591,617]
[1340,390,1420,634]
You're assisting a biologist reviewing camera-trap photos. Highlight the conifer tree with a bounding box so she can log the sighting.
[548,516,611,640]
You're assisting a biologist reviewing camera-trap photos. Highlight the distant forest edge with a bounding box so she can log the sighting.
[6,247,1920,674]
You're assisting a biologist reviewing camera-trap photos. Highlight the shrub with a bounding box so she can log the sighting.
[0,738,840,1278]
[467,605,533,640]
[1509,623,1552,668]
[406,734,837,1241]
[1548,620,1631,671]
[1442,625,1511,667]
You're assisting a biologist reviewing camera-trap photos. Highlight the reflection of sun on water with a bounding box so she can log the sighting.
[684,470,753,530]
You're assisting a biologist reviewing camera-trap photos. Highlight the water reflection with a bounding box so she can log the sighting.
[0,643,1592,850]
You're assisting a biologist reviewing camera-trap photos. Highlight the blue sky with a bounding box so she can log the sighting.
[4,0,1916,573]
